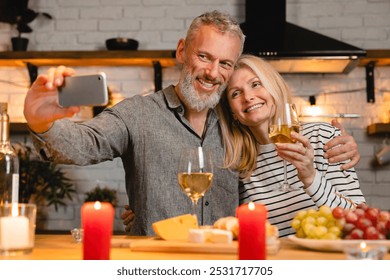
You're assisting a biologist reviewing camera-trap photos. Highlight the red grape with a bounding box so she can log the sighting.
[343,223,355,234]
[356,217,372,231]
[345,211,358,224]
[350,228,364,239]
[365,207,380,225]
[364,226,379,240]
[356,203,368,211]
[332,207,345,219]
[379,211,390,223]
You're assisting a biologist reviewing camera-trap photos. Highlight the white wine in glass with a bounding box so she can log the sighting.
[268,103,300,192]
[178,147,213,221]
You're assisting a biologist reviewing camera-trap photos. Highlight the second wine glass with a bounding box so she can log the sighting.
[178,147,213,222]
[268,103,300,192]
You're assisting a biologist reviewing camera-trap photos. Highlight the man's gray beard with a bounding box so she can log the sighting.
[178,69,226,112]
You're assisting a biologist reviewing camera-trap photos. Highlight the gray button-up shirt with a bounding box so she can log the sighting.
[32,85,239,236]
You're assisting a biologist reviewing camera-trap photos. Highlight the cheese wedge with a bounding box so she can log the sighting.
[152,214,198,241]
[188,228,233,244]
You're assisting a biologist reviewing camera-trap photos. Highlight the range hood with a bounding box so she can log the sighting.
[240,0,367,74]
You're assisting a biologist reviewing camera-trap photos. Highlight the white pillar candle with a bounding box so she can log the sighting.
[0,214,29,250]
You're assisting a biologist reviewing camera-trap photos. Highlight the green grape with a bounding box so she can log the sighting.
[322,232,339,240]
[291,206,352,240]
[316,216,328,226]
[291,219,301,230]
[295,210,307,220]
[328,226,341,237]
[319,205,332,218]
[314,226,328,238]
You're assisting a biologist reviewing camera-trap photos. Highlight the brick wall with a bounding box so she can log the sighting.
[1,0,389,232]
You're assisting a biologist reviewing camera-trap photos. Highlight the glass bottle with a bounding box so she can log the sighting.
[0,103,19,205]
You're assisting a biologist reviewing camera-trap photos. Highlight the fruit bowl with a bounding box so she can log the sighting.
[105,38,139,50]
[288,235,390,252]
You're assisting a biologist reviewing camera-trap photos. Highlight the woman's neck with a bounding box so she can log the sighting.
[250,123,271,145]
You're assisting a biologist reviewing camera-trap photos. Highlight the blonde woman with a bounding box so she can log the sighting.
[217,55,365,237]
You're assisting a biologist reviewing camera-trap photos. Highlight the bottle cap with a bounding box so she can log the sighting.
[0,103,7,114]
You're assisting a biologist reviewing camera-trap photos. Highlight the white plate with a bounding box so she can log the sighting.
[288,235,390,252]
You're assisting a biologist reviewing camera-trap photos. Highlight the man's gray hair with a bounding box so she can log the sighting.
[186,10,245,56]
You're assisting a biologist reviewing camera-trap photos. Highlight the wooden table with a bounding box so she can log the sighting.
[1,234,388,260]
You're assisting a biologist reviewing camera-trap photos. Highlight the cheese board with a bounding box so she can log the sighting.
[130,238,237,254]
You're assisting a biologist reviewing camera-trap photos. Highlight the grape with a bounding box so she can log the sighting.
[355,217,372,231]
[291,205,390,240]
[345,211,358,223]
[332,207,345,219]
[364,226,379,240]
[350,228,364,239]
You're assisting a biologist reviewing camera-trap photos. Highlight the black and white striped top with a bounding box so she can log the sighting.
[239,122,366,238]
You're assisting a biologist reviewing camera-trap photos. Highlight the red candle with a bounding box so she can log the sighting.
[236,202,267,260]
[81,201,114,260]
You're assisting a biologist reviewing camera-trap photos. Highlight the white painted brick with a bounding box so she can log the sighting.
[364,15,390,26]
[56,8,80,19]
[142,18,184,30]
[356,170,375,183]
[143,0,183,6]
[319,16,363,28]
[124,7,166,18]
[343,27,388,40]
[99,19,140,31]
[81,7,123,19]
[57,0,100,6]
[377,169,390,182]
[56,19,98,31]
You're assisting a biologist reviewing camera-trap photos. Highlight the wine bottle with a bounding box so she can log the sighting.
[0,103,19,205]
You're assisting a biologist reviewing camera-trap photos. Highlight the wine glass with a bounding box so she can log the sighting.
[178,147,213,222]
[268,103,300,192]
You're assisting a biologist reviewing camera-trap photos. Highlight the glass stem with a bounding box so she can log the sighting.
[283,160,288,183]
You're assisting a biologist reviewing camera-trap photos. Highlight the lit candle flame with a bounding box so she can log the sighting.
[94,201,102,210]
[360,241,367,250]
[248,202,255,211]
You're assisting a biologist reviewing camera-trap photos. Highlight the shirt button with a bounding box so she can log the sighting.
[177,107,183,113]
[205,201,209,206]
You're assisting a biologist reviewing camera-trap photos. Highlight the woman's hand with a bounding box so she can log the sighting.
[275,131,316,188]
[120,205,135,232]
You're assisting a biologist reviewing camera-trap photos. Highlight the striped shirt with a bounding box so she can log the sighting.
[239,122,366,237]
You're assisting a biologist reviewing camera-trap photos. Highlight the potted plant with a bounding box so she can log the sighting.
[14,142,76,211]
[84,183,118,207]
[0,0,53,51]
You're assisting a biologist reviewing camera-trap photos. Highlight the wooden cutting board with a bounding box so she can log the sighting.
[129,238,238,254]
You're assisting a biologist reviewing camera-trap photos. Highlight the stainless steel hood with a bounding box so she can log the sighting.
[240,0,367,74]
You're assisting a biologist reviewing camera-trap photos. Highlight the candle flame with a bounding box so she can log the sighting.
[360,241,367,250]
[94,201,102,210]
[248,202,255,211]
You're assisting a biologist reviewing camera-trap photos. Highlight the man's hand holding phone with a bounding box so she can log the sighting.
[58,73,108,107]
[24,66,107,133]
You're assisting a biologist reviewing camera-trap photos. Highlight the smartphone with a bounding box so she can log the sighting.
[58,73,108,107]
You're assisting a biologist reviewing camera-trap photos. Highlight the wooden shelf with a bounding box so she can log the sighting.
[0,50,177,67]
[0,49,389,68]
[10,122,29,134]
[367,123,390,135]
[358,49,390,67]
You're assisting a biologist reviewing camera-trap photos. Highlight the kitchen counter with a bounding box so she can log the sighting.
[2,234,389,260]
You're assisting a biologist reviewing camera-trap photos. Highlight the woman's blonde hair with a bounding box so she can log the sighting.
[216,54,293,178]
